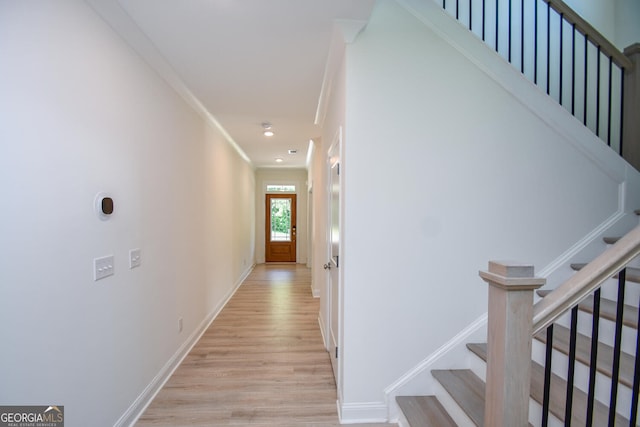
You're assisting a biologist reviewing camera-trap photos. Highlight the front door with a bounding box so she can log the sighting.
[265,194,297,262]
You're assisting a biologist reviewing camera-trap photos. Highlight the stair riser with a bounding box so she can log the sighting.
[431,380,477,427]
[528,399,565,427]
[550,310,638,355]
[597,275,640,302]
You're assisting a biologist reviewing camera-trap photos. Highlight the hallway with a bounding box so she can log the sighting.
[136,264,394,426]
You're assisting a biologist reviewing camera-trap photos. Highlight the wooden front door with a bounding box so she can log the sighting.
[265,194,296,262]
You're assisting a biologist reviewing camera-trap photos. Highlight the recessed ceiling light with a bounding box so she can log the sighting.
[262,122,274,137]
[275,157,284,163]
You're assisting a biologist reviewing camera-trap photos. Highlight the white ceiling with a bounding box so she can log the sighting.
[87,0,375,168]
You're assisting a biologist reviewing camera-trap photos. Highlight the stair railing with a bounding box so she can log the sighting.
[435,0,640,170]
[480,225,640,426]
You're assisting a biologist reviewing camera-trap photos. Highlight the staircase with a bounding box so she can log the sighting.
[397,210,640,426]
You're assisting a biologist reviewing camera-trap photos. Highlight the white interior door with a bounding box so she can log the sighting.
[327,134,341,382]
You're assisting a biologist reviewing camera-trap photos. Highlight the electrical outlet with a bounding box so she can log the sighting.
[94,255,114,281]
[178,317,183,333]
[129,248,141,269]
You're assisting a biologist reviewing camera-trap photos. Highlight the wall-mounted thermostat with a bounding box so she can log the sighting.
[94,192,114,220]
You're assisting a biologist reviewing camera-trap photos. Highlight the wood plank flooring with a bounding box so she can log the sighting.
[136,264,395,427]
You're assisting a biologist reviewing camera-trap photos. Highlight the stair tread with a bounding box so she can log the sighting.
[537,290,638,328]
[604,236,620,244]
[569,264,640,284]
[533,324,636,388]
[396,396,457,427]
[432,369,484,426]
[467,343,628,426]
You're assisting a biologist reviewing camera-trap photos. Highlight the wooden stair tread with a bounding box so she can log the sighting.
[467,343,628,426]
[537,290,638,328]
[396,396,457,427]
[604,236,620,244]
[533,324,636,388]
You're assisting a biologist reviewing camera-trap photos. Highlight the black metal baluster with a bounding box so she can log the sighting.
[607,57,613,146]
[482,0,486,40]
[542,324,554,427]
[583,36,588,125]
[620,69,625,156]
[609,268,627,426]
[508,0,512,62]
[469,0,472,30]
[546,2,551,95]
[586,288,601,427]
[456,0,459,19]
[534,0,538,84]
[559,14,564,105]
[564,306,579,425]
[596,46,601,137]
[496,0,499,52]
[571,24,576,115]
[443,0,446,10]
[630,294,640,426]
[520,0,524,72]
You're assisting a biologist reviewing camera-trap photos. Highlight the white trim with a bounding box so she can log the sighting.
[318,313,328,350]
[538,202,625,277]
[338,401,389,424]
[85,0,252,168]
[115,264,254,427]
[384,313,487,420]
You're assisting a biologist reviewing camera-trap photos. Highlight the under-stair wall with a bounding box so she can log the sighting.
[335,0,640,422]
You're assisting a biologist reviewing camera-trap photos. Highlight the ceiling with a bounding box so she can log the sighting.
[87,0,375,168]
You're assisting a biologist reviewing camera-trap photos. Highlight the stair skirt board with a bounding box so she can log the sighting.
[384,314,487,421]
[338,401,389,424]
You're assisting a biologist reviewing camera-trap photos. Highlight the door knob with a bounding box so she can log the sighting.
[323,263,331,270]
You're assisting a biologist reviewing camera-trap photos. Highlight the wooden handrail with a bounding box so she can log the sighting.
[532,225,640,335]
[544,0,633,70]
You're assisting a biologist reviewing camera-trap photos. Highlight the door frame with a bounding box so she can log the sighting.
[326,127,342,388]
[265,193,297,262]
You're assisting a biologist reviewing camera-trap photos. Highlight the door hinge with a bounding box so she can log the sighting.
[337,164,340,175]
[335,346,339,359]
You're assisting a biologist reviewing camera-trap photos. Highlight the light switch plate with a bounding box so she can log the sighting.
[94,255,114,281]
[129,249,141,269]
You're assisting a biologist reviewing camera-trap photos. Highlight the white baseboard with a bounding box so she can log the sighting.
[338,400,388,424]
[114,264,254,427]
[317,313,328,350]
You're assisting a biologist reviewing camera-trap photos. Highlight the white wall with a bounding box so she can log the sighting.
[254,168,308,264]
[334,0,640,417]
[0,2,255,426]
[614,0,640,49]
[563,0,640,50]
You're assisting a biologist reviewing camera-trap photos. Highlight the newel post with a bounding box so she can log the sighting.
[479,261,546,427]
[623,43,640,172]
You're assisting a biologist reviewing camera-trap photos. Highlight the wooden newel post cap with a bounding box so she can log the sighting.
[479,260,546,290]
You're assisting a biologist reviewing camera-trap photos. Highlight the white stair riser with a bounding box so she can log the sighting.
[431,380,477,427]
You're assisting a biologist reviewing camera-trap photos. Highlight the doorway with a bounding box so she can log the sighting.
[265,194,297,262]
[327,132,341,381]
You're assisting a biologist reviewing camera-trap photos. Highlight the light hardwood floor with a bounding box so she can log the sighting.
[136,264,396,426]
